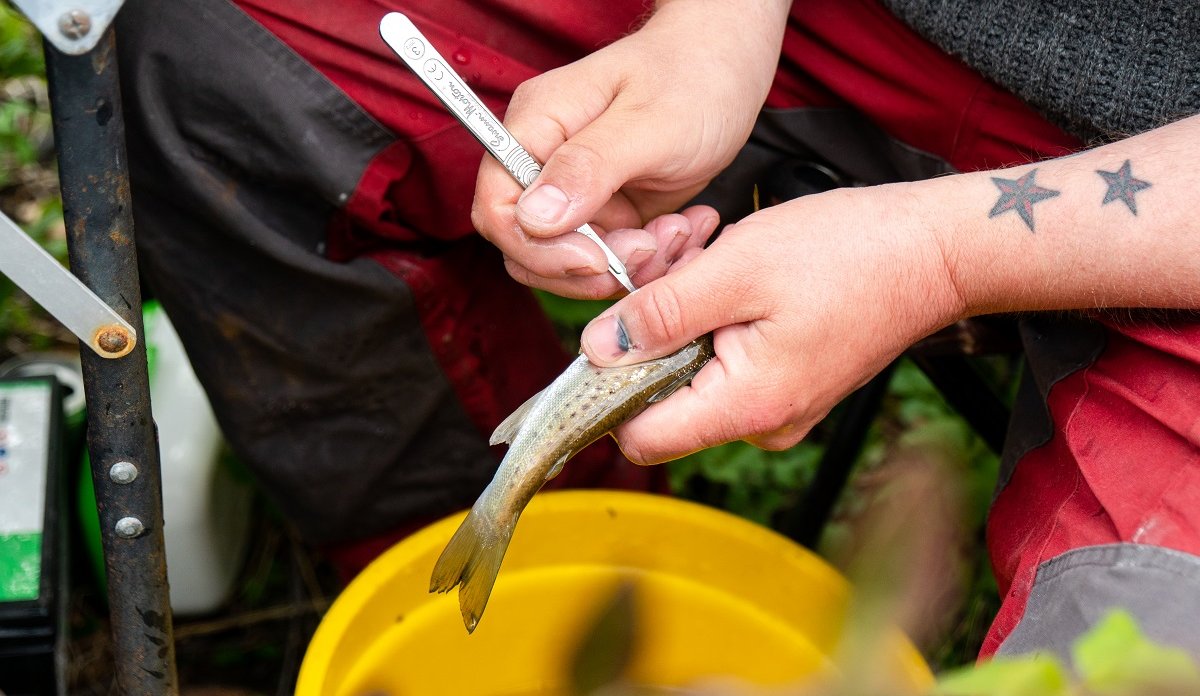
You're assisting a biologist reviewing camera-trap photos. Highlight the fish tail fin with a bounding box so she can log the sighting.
[429,509,513,633]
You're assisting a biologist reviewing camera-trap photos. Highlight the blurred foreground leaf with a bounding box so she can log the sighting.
[1073,610,1200,695]
[934,656,1069,696]
[933,610,1200,696]
[568,582,636,696]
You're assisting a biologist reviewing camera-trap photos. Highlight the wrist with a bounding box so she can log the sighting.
[647,0,790,100]
[908,171,1030,321]
[882,181,974,333]
[912,117,1200,318]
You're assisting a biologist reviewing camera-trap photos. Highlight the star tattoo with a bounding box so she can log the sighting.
[1097,159,1151,215]
[988,169,1060,232]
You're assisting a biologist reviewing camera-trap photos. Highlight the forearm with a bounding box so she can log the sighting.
[926,115,1200,317]
[649,0,792,104]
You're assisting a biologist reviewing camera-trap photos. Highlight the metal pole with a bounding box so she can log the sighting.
[44,28,178,694]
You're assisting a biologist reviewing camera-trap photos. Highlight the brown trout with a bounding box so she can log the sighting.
[430,334,715,633]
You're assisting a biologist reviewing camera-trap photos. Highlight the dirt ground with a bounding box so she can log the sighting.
[66,509,340,696]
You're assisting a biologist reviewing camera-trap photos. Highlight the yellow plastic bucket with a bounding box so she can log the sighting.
[297,490,931,695]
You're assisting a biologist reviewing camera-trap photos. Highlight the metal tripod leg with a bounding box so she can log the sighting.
[45,28,178,694]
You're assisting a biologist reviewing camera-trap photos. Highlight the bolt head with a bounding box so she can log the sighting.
[109,461,138,484]
[115,516,145,538]
[97,327,129,354]
[57,9,92,40]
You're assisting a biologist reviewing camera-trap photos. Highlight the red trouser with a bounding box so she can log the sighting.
[231,0,1200,655]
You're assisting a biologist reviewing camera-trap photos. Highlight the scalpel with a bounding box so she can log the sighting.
[379,12,637,293]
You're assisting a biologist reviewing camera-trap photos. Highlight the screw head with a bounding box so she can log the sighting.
[92,324,136,359]
[57,10,92,39]
[115,517,145,538]
[109,461,138,484]
[97,327,129,354]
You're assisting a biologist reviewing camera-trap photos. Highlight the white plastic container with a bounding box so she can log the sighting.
[143,303,253,616]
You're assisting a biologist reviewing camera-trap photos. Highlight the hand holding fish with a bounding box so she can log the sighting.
[580,185,964,463]
[470,0,791,299]
[583,115,1200,463]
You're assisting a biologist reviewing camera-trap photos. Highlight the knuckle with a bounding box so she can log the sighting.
[740,405,788,439]
[735,386,796,439]
[507,80,542,114]
[549,140,604,185]
[502,257,534,286]
[469,200,491,238]
[752,429,808,452]
[639,284,689,344]
[613,434,654,467]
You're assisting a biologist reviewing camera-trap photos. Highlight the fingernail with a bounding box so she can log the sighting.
[566,264,602,277]
[583,314,632,362]
[616,316,632,352]
[699,213,720,238]
[664,225,691,257]
[625,245,657,273]
[518,183,570,224]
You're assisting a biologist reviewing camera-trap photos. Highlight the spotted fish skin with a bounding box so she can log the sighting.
[429,335,715,632]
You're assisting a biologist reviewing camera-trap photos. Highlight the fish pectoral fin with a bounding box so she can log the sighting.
[490,386,549,446]
[545,453,570,482]
[646,369,699,405]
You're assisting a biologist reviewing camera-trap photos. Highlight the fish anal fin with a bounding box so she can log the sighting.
[490,386,549,446]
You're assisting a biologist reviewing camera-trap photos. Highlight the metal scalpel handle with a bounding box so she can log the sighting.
[378,12,637,293]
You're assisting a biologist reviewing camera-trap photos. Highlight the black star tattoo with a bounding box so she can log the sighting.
[1097,160,1151,215]
[989,169,1060,232]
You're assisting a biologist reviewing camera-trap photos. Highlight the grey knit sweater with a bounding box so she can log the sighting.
[881,0,1199,143]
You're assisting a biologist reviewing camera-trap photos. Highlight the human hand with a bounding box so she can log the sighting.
[471,0,791,299]
[578,184,965,463]
[580,114,1200,462]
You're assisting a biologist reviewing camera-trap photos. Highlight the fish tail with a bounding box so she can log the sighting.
[429,508,513,633]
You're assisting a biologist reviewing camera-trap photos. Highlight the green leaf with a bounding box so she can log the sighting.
[1073,609,1200,695]
[0,7,44,76]
[533,290,611,331]
[933,655,1070,696]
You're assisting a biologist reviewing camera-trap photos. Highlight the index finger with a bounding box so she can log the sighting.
[609,324,784,464]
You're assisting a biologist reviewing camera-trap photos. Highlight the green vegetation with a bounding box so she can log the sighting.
[0,4,67,361]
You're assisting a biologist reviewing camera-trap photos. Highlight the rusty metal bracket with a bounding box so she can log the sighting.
[0,211,137,359]
[11,0,127,55]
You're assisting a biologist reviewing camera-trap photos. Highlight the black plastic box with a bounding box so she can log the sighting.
[0,377,66,696]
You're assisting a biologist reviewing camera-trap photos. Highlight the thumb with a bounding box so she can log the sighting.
[515,107,675,237]
[580,245,762,366]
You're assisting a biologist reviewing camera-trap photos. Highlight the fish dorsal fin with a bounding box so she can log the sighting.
[544,453,570,482]
[489,386,548,446]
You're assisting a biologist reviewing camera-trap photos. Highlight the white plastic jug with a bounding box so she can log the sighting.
[144,303,254,616]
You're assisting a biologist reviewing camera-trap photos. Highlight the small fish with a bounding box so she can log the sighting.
[430,334,716,632]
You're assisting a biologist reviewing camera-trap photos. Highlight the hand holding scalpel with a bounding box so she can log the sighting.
[378,12,637,294]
